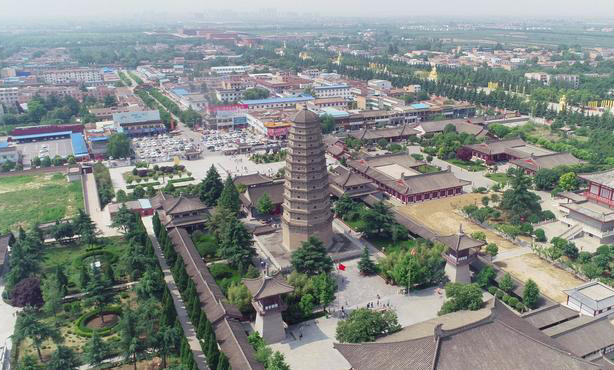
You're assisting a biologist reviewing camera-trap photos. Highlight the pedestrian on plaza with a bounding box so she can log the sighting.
[299,326,303,340]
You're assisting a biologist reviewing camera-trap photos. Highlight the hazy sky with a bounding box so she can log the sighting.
[1,0,614,19]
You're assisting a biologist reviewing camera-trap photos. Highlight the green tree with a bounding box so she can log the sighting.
[256,193,273,215]
[335,308,401,343]
[107,133,131,159]
[313,273,337,310]
[199,165,224,207]
[152,325,180,368]
[41,276,64,320]
[475,266,496,288]
[485,243,499,261]
[119,307,143,370]
[15,354,39,370]
[111,204,135,233]
[299,293,315,317]
[218,217,255,271]
[332,194,358,219]
[357,201,394,239]
[500,167,542,224]
[217,175,241,214]
[85,272,111,323]
[134,268,164,300]
[523,279,540,309]
[499,273,514,293]
[267,351,291,370]
[227,282,252,313]
[439,283,484,315]
[320,114,336,134]
[291,237,333,276]
[13,309,60,361]
[72,209,98,245]
[357,246,377,275]
[45,346,79,370]
[558,172,579,191]
[83,332,110,367]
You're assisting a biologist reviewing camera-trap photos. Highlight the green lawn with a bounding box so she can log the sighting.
[371,238,417,255]
[485,172,510,184]
[0,172,83,231]
[41,237,127,292]
[446,159,487,172]
[416,164,441,174]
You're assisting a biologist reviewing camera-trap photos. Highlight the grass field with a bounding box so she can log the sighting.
[485,172,511,184]
[446,159,487,172]
[0,172,83,231]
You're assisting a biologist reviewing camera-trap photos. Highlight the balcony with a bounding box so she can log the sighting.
[441,251,476,266]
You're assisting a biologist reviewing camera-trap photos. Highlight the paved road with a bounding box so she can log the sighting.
[82,173,119,237]
[142,217,210,370]
[0,280,20,370]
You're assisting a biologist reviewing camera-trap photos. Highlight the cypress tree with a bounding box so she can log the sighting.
[217,175,241,214]
[216,352,229,370]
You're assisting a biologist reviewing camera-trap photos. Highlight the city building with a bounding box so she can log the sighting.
[282,109,334,251]
[245,109,294,139]
[136,65,165,81]
[241,95,314,110]
[0,87,19,105]
[112,110,166,137]
[347,153,470,204]
[204,104,248,131]
[367,79,392,90]
[39,68,103,85]
[413,118,487,138]
[242,274,294,343]
[312,84,352,99]
[328,165,379,199]
[211,65,252,75]
[10,124,83,143]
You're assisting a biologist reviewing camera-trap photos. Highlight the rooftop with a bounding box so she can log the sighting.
[113,110,161,125]
[580,169,614,189]
[241,95,314,105]
[242,274,294,300]
[564,281,614,311]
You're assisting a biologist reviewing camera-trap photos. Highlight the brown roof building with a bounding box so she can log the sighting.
[334,301,603,370]
[168,227,264,370]
[348,124,419,144]
[347,153,470,204]
[151,192,209,231]
[413,118,488,138]
[464,137,561,165]
[511,152,585,175]
[328,166,379,199]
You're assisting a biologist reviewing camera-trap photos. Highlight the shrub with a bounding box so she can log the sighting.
[534,228,547,242]
[508,297,519,307]
[209,263,235,280]
[495,290,504,299]
[515,302,526,312]
[488,286,497,295]
[502,294,511,304]
[74,306,122,337]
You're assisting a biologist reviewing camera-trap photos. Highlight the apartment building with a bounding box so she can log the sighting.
[39,68,103,85]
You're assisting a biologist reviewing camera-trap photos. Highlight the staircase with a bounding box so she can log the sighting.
[558,224,583,241]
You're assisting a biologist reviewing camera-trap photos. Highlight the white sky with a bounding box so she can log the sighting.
[1,0,614,19]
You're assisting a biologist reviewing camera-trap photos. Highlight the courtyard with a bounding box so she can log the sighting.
[268,258,446,370]
[396,193,586,303]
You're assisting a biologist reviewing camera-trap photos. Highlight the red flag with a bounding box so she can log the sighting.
[338,263,346,271]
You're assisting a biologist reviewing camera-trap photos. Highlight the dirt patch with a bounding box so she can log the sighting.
[495,254,584,303]
[394,194,518,251]
[85,313,120,329]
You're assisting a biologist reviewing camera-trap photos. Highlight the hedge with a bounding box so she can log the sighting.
[127,182,160,189]
[74,250,118,269]
[169,177,195,184]
[75,306,122,337]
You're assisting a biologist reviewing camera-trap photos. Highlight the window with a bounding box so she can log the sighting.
[590,184,599,195]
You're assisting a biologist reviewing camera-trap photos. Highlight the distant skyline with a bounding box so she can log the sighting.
[1,0,614,21]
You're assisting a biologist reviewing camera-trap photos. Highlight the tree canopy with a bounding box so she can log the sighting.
[291,237,333,276]
[107,133,131,159]
[335,308,401,343]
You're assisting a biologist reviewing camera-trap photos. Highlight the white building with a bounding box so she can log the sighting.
[216,89,244,102]
[0,87,19,105]
[211,65,252,75]
[313,84,352,99]
[565,281,614,317]
[39,68,103,85]
[368,79,392,90]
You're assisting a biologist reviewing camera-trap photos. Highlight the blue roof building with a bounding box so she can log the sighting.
[241,95,314,108]
[71,133,89,158]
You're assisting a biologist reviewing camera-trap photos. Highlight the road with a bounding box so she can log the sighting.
[0,280,20,370]
[142,217,210,370]
[82,173,119,237]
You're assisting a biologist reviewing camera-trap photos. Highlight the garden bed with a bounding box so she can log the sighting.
[75,306,122,337]
[446,159,486,172]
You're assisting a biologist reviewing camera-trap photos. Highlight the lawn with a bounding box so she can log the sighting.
[485,172,511,184]
[0,172,83,231]
[446,159,487,172]
[371,238,417,255]
[416,164,441,174]
[41,237,128,293]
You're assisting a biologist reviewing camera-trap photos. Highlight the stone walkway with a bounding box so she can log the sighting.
[82,173,119,237]
[142,217,210,370]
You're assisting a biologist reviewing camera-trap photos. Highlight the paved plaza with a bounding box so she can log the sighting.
[269,258,446,370]
[107,151,286,192]
[19,138,74,167]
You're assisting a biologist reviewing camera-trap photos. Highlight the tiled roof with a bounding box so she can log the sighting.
[579,169,614,188]
[349,124,419,141]
[522,304,579,330]
[112,110,161,124]
[466,137,526,155]
[244,181,284,206]
[510,152,584,171]
[242,275,294,300]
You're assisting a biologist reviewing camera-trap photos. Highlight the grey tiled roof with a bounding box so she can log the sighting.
[112,110,161,124]
[522,304,579,330]
[580,169,614,188]
[242,275,294,300]
[510,152,584,172]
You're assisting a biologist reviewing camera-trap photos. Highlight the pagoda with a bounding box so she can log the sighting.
[243,274,294,343]
[281,108,334,251]
[438,225,486,283]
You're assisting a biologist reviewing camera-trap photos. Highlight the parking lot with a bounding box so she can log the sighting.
[202,129,267,152]
[132,135,200,162]
[18,138,73,166]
